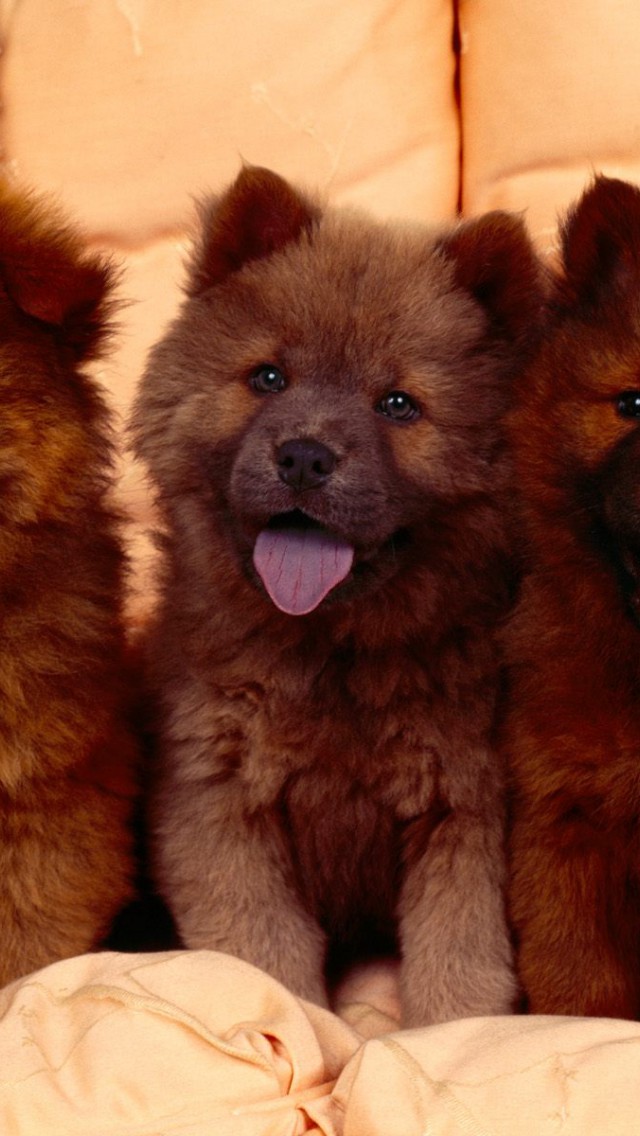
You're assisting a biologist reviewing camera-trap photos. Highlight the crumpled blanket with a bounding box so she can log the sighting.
[1,949,640,1134]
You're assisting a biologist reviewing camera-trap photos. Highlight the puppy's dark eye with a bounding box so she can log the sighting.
[250,364,286,394]
[617,390,640,418]
[376,390,420,423]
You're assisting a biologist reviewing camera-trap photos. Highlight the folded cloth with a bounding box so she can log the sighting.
[0,950,357,1135]
[1,949,640,1134]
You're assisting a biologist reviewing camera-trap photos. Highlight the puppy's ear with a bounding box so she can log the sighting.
[436,212,545,350]
[187,165,321,296]
[0,183,113,360]
[558,175,640,310]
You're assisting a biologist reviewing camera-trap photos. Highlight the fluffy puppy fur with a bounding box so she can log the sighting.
[0,181,137,986]
[503,176,640,1017]
[132,166,544,1025]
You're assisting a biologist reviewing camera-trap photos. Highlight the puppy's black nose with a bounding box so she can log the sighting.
[277,438,336,491]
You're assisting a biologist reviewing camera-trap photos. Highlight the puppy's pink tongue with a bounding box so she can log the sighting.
[253,524,354,615]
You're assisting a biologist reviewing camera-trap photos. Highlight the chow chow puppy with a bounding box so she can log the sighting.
[0,181,137,986]
[503,175,640,1017]
[132,165,544,1024]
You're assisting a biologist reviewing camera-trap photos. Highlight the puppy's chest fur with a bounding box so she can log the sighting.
[221,638,450,809]
[194,624,496,926]
[215,642,442,936]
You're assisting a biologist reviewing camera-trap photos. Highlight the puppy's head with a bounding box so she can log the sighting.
[511,175,640,615]
[134,166,544,616]
[0,181,115,526]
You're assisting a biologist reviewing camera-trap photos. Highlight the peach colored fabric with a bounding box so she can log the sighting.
[336,1014,640,1135]
[0,951,359,1135]
[459,0,640,251]
[3,950,640,1134]
[0,0,459,237]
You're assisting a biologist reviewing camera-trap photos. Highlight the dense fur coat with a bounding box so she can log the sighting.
[0,183,137,985]
[503,176,640,1017]
[133,166,544,1025]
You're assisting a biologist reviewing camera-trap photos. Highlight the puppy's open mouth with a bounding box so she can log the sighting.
[252,510,355,616]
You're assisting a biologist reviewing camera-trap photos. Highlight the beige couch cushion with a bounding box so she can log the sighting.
[1,0,459,238]
[459,0,640,251]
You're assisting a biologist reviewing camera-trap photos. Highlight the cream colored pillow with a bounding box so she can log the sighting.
[2,950,640,1135]
[459,0,640,251]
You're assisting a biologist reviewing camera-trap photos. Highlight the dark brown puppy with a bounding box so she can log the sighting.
[133,166,544,1024]
[0,182,137,986]
[504,176,640,1017]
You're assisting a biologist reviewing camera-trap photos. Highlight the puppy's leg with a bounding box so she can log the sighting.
[0,778,134,987]
[152,772,328,1005]
[510,809,639,1017]
[399,804,516,1026]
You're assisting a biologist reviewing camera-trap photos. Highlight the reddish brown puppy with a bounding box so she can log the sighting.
[133,166,545,1025]
[0,182,137,986]
[504,176,640,1017]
